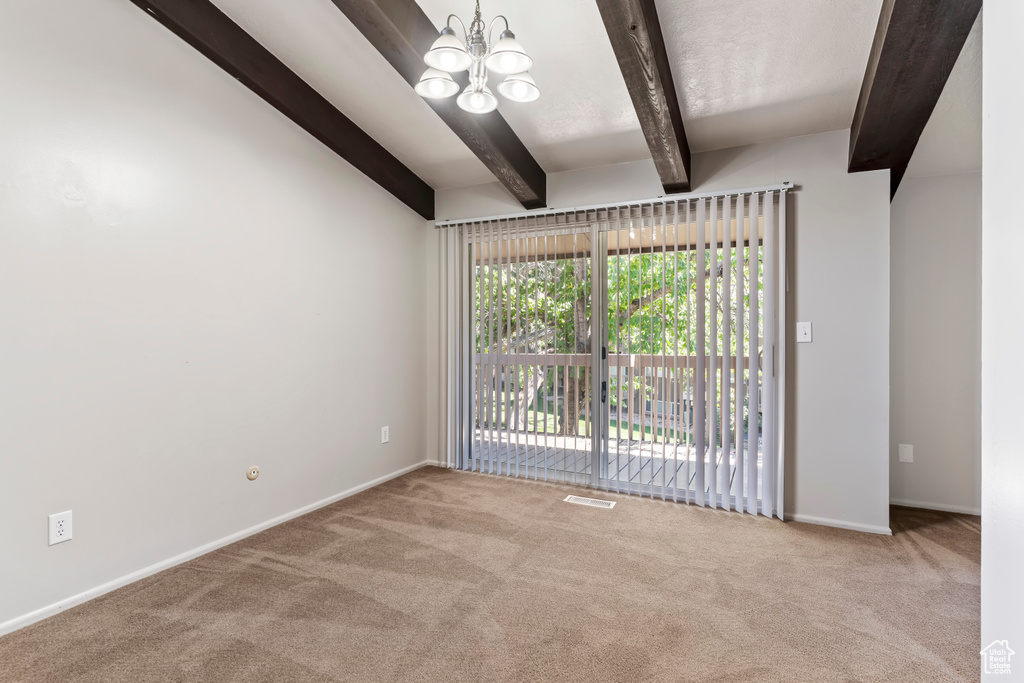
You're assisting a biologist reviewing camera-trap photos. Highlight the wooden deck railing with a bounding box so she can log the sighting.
[473,352,760,440]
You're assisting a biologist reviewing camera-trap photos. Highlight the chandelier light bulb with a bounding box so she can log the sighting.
[485,31,532,75]
[415,68,459,99]
[457,85,498,114]
[424,27,473,72]
[497,72,540,103]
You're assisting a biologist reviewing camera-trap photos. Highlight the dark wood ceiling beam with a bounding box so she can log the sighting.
[330,0,547,209]
[596,0,690,194]
[129,0,434,219]
[849,0,982,197]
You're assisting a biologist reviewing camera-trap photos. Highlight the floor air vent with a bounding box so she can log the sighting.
[564,495,616,509]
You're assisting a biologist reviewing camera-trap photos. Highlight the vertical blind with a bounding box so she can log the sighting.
[437,185,788,519]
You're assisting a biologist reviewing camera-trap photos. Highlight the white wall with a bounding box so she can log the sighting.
[889,173,982,515]
[0,0,429,630]
[432,130,892,533]
[982,1,1024,671]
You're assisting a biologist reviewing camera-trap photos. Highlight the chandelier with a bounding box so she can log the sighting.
[415,1,539,114]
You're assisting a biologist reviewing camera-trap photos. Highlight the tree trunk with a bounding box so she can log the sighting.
[563,369,580,435]
[561,258,591,436]
[517,367,542,430]
[509,365,520,431]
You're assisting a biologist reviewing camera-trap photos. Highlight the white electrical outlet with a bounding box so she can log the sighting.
[48,510,73,546]
[797,322,813,343]
[381,426,390,444]
[898,444,914,463]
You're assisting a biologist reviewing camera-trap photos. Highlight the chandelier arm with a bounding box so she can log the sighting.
[446,14,469,42]
[486,15,510,52]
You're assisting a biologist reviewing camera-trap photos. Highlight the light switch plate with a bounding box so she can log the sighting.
[796,322,813,343]
[898,444,914,463]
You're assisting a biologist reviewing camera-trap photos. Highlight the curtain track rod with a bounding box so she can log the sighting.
[435,182,794,227]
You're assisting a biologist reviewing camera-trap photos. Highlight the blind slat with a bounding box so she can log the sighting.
[762,191,777,517]
[721,195,733,510]
[746,193,760,515]
[734,194,746,512]
[671,202,681,503]
[695,197,707,507]
[709,196,719,508]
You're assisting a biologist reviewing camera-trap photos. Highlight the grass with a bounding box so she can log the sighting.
[607,419,682,441]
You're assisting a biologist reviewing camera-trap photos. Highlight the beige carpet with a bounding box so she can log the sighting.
[0,467,980,682]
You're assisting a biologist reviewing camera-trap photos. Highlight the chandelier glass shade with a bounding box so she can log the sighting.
[485,32,532,74]
[423,27,473,73]
[418,2,538,114]
[456,85,499,114]
[414,68,460,99]
[496,71,540,102]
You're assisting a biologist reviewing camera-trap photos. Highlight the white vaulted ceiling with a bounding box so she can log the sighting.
[655,0,883,152]
[211,0,941,190]
[211,0,492,189]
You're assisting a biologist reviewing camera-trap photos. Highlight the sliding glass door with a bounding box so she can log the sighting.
[439,189,786,518]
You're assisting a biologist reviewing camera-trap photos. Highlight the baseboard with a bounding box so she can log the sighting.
[890,498,981,516]
[0,460,434,638]
[787,513,893,536]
